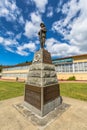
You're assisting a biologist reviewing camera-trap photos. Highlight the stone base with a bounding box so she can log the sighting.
[14,102,70,127]
[26,63,58,87]
[24,96,62,117]
[24,49,62,117]
[24,84,62,116]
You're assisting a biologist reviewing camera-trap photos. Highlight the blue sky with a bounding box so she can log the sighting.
[0,0,87,65]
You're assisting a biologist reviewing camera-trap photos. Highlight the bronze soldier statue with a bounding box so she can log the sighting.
[38,23,47,48]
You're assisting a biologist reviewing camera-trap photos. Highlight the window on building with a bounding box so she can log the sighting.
[55,63,73,73]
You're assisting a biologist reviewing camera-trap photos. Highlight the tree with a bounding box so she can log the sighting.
[0,65,3,72]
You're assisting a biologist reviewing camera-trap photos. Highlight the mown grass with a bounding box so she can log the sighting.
[0,81,24,101]
[0,81,87,101]
[60,83,87,101]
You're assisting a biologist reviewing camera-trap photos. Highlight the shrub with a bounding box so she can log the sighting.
[67,76,76,81]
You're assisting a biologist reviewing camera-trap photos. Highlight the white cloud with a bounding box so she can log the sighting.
[0,0,24,24]
[15,33,22,40]
[31,12,42,24]
[47,6,53,17]
[19,16,25,25]
[16,42,37,56]
[56,0,63,13]
[0,35,37,56]
[16,49,29,56]
[0,36,18,46]
[23,42,36,52]
[52,0,87,56]
[31,0,48,13]
[46,38,80,57]
[6,31,14,36]
[0,36,18,53]
[62,0,80,26]
[24,12,42,38]
[0,37,4,43]
[52,0,80,35]
[5,46,14,53]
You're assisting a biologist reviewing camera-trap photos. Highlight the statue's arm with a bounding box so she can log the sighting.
[41,27,47,32]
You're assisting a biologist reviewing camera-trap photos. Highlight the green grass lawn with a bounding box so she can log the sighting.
[60,83,87,101]
[0,81,87,101]
[0,81,24,101]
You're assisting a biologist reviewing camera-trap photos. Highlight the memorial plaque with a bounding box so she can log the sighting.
[44,84,60,104]
[43,49,52,64]
[33,49,52,64]
[25,85,41,110]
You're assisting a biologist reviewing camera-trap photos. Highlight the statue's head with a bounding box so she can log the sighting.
[40,23,45,27]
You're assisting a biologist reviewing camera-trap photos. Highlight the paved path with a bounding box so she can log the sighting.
[0,96,87,130]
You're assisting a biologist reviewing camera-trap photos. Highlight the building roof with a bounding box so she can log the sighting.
[3,62,31,68]
[52,53,87,61]
[3,53,87,68]
[72,54,87,58]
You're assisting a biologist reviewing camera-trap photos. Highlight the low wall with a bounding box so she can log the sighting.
[57,73,87,81]
[1,72,87,81]
[1,77,26,82]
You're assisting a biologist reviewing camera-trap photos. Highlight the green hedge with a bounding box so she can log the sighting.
[67,76,76,80]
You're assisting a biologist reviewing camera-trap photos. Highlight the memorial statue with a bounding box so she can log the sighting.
[38,23,47,49]
[24,22,62,117]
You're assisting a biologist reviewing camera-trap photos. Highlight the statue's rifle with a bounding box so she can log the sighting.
[39,29,42,45]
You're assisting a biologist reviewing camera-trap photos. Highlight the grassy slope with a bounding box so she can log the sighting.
[0,81,24,101]
[0,81,87,101]
[60,83,87,101]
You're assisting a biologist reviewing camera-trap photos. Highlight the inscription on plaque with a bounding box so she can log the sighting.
[33,49,52,64]
[43,50,52,64]
[43,84,60,104]
[25,85,41,110]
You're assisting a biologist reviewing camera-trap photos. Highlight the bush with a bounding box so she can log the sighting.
[0,65,2,72]
[67,76,76,81]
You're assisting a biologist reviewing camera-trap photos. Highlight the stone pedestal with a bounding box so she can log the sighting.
[24,49,62,116]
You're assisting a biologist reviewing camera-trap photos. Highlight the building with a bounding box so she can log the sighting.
[1,62,31,81]
[1,54,87,81]
[53,54,87,80]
